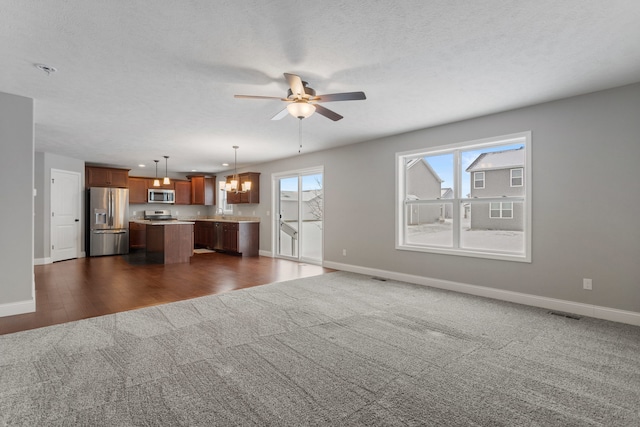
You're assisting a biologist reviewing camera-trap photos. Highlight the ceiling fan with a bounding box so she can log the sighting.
[234,73,366,121]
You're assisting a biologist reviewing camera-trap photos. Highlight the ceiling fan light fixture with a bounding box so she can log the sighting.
[287,101,315,119]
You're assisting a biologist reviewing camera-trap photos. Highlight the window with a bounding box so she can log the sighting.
[511,168,523,187]
[396,132,531,262]
[219,180,233,214]
[490,202,513,219]
[473,172,485,189]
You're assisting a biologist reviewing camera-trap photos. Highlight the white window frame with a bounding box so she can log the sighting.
[490,202,513,219]
[219,179,233,214]
[396,131,531,263]
[473,171,485,189]
[510,168,523,187]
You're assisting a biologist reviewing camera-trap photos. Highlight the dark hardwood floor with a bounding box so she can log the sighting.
[0,252,333,336]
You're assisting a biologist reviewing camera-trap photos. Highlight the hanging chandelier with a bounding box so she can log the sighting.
[225,146,252,193]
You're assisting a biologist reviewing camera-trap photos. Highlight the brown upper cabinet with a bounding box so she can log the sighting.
[189,175,215,206]
[226,172,260,204]
[174,180,192,205]
[129,177,148,204]
[86,166,130,188]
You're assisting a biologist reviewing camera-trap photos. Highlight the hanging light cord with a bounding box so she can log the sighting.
[298,118,303,154]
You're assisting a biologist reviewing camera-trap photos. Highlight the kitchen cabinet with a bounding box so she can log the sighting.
[194,220,259,256]
[129,222,146,249]
[189,175,215,206]
[146,223,194,264]
[223,222,259,256]
[174,180,191,205]
[226,172,260,204]
[194,221,215,248]
[86,166,130,188]
[129,177,148,204]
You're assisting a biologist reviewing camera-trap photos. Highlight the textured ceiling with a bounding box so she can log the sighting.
[2,1,640,175]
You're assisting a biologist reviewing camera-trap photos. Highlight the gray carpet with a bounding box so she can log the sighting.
[1,271,639,426]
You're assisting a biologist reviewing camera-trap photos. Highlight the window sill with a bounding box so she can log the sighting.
[396,243,531,263]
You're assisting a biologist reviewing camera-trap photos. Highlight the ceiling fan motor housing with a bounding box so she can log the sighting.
[287,82,316,100]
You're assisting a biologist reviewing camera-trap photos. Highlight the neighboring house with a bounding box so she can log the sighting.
[406,158,443,225]
[280,190,323,223]
[440,187,453,219]
[465,147,525,230]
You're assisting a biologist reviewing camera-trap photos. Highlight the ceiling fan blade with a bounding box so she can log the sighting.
[314,104,343,121]
[234,95,285,100]
[271,108,289,120]
[315,91,367,102]
[284,73,305,99]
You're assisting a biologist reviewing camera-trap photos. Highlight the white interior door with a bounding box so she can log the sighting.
[274,167,323,264]
[51,169,81,262]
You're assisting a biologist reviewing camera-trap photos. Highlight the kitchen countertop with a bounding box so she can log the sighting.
[130,216,259,224]
[130,219,195,225]
[194,217,260,224]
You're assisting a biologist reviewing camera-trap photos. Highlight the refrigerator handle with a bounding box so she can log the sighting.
[108,190,113,227]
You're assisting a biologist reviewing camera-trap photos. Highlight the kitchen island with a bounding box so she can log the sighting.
[142,221,195,264]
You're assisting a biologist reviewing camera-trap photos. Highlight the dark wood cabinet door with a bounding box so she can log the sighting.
[129,222,146,249]
[189,176,215,205]
[129,177,148,204]
[109,169,129,188]
[174,180,191,205]
[86,166,130,188]
[223,223,239,253]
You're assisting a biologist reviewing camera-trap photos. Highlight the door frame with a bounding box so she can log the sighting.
[50,168,82,262]
[271,166,324,264]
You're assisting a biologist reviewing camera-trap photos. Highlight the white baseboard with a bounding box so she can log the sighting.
[0,298,36,318]
[323,261,640,327]
[35,252,86,265]
[259,250,273,257]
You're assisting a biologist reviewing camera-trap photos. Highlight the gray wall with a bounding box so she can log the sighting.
[0,92,34,306]
[34,152,85,261]
[248,83,640,313]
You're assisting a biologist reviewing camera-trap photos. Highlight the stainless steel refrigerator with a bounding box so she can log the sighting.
[87,187,129,256]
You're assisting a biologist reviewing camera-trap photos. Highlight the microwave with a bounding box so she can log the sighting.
[148,188,175,204]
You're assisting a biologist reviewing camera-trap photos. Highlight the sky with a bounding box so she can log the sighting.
[279,173,323,192]
[425,144,523,197]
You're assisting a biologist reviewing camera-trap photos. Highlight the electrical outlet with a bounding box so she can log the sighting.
[583,278,592,290]
[133,211,136,215]
[342,249,347,256]
[197,211,200,215]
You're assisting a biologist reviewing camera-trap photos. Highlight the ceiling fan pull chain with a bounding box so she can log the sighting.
[298,118,303,154]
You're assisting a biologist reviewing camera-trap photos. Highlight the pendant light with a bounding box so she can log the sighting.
[163,155,170,185]
[153,160,160,187]
[225,146,251,193]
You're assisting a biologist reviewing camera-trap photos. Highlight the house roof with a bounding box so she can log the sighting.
[407,158,444,183]
[280,190,321,202]
[465,147,525,172]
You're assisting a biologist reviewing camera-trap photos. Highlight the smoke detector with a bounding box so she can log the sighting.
[35,64,57,75]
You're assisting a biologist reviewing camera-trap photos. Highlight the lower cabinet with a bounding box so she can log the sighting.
[194,221,214,248]
[194,221,258,256]
[129,222,146,249]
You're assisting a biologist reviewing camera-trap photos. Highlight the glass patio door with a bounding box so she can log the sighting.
[275,168,323,264]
